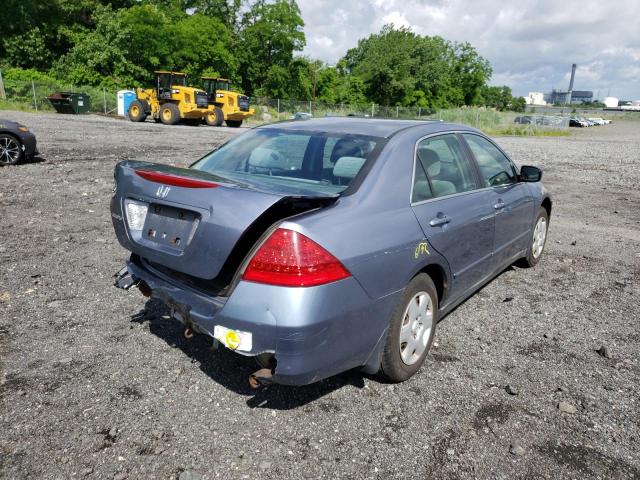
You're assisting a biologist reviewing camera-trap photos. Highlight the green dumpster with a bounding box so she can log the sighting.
[46,92,91,114]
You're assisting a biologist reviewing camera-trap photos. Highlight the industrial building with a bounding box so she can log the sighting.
[526,64,595,106]
[570,90,593,103]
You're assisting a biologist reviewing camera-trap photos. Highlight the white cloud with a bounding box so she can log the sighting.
[297,0,640,99]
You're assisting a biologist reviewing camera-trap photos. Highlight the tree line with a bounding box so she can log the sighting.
[0,0,525,111]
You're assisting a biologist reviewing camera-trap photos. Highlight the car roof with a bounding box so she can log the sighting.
[255,117,477,138]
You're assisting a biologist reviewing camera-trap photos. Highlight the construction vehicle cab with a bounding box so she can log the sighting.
[201,76,255,128]
[128,71,209,125]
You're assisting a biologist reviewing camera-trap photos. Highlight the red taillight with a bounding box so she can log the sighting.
[242,228,351,287]
[135,169,219,188]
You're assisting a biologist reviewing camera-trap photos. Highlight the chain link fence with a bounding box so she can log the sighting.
[0,78,117,114]
[0,77,571,132]
[248,97,570,132]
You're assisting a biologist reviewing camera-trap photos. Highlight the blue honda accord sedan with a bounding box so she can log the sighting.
[112,118,551,386]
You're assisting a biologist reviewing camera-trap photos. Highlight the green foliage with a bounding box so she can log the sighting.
[343,25,491,109]
[238,0,306,96]
[52,5,147,87]
[187,0,242,29]
[480,85,526,112]
[167,14,238,80]
[2,28,51,70]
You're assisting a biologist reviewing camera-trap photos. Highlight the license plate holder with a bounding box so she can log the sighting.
[143,204,198,249]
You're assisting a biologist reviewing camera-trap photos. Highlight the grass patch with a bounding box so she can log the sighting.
[0,99,47,112]
[486,125,570,137]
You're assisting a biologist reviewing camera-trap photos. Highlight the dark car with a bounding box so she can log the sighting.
[569,117,586,127]
[0,119,38,165]
[112,118,551,386]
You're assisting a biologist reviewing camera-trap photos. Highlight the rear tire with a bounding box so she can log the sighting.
[0,134,24,165]
[379,273,438,382]
[128,100,147,122]
[160,103,181,125]
[225,119,243,128]
[519,207,549,268]
[205,107,225,126]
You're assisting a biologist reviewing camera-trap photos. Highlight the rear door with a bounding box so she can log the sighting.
[410,134,495,300]
[461,133,534,266]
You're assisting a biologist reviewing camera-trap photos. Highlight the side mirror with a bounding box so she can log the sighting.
[519,165,542,182]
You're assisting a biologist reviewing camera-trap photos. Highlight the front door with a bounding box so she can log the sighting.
[461,134,535,265]
[410,134,495,301]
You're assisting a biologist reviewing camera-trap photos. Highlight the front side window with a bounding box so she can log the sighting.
[412,134,478,201]
[192,129,381,195]
[463,134,516,187]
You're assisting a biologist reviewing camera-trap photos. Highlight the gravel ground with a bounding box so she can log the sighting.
[1,112,639,480]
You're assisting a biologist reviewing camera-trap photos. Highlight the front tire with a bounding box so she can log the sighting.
[160,103,181,125]
[379,273,438,382]
[225,119,243,128]
[520,207,549,267]
[0,134,24,165]
[205,107,225,126]
[128,100,147,122]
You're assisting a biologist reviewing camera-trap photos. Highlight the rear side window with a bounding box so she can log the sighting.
[412,134,478,201]
[463,134,516,187]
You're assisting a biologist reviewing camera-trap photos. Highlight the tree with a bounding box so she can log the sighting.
[342,25,491,109]
[238,0,305,96]
[480,85,526,112]
[52,5,148,87]
[187,0,242,30]
[168,14,238,80]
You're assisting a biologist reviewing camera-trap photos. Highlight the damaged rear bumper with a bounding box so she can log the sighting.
[116,256,397,386]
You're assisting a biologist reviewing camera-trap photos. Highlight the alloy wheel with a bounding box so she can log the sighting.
[532,217,547,259]
[399,291,433,365]
[0,136,21,165]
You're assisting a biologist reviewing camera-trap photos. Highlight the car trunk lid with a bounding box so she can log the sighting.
[112,161,336,282]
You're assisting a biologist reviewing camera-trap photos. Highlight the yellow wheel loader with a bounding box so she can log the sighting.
[201,77,255,128]
[128,71,210,126]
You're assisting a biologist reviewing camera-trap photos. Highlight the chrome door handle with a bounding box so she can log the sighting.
[494,201,506,210]
[429,214,451,227]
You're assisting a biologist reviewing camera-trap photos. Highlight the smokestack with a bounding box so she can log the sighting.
[568,63,577,91]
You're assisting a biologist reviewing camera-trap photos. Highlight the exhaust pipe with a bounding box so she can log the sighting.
[249,368,273,389]
[184,327,194,340]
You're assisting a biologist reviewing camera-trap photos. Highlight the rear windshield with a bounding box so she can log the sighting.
[191,129,383,195]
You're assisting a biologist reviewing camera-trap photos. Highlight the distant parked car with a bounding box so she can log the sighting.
[588,117,610,125]
[569,117,587,127]
[112,118,552,387]
[0,119,38,165]
[514,116,532,124]
[290,112,312,121]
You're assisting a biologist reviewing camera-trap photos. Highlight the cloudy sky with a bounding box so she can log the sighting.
[297,0,640,100]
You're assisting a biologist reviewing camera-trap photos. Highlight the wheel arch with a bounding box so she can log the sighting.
[0,131,22,144]
[416,262,449,306]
